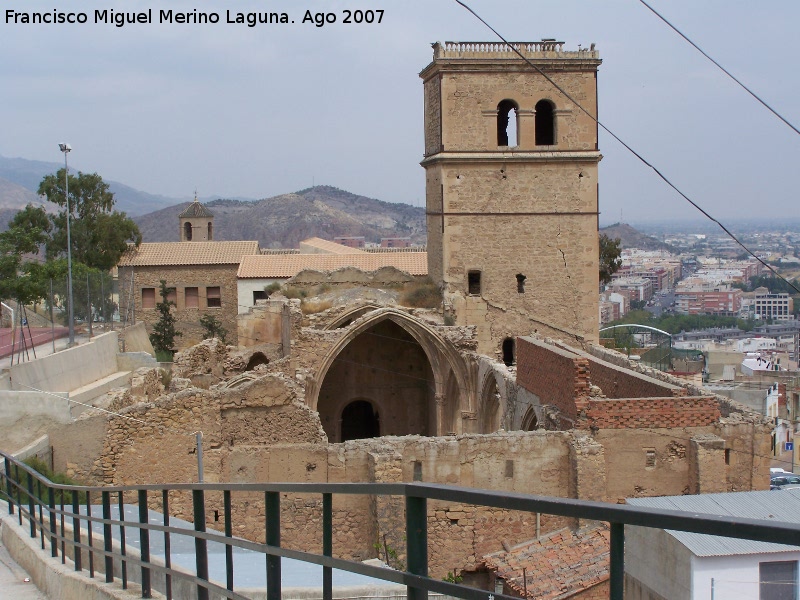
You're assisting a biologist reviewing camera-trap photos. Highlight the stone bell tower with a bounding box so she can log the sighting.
[420,40,602,356]
[178,194,214,242]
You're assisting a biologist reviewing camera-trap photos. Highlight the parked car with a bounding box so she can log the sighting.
[770,473,800,490]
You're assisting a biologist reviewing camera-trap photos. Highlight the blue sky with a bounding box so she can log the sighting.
[2,0,799,223]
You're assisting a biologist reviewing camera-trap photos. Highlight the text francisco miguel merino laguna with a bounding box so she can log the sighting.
[6,9,299,28]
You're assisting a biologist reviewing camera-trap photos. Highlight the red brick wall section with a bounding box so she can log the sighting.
[517,337,591,423]
[585,396,720,429]
[573,579,610,599]
[584,354,684,399]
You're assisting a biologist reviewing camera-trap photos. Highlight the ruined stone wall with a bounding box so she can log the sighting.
[120,263,239,348]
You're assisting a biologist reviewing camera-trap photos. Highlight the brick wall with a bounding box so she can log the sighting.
[583,354,685,399]
[585,397,720,429]
[516,337,590,425]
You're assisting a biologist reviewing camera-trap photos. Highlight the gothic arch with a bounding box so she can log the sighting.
[325,304,382,329]
[478,371,503,433]
[307,308,474,437]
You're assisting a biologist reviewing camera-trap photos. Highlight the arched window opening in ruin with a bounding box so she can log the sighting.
[497,100,519,147]
[480,376,502,433]
[535,99,555,145]
[245,352,269,371]
[184,222,192,241]
[516,273,526,294]
[317,319,435,442]
[502,338,515,366]
[521,406,538,431]
[341,400,380,442]
[207,222,213,240]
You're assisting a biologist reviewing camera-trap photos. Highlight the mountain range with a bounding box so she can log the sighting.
[133,186,426,248]
[0,155,426,248]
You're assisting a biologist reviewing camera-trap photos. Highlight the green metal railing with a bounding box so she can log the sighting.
[4,450,800,600]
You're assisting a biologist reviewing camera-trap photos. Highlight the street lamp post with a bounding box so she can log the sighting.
[58,143,75,347]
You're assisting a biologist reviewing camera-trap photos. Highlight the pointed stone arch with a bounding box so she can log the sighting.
[479,371,503,433]
[307,308,473,438]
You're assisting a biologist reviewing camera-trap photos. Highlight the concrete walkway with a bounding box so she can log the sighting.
[0,532,48,599]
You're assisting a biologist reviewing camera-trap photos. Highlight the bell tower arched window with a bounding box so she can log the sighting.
[183,222,192,241]
[535,99,555,145]
[497,100,519,147]
[208,222,213,240]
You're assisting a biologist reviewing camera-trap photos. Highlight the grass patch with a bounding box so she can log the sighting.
[301,300,334,314]
[1,456,87,505]
[399,277,441,309]
[283,286,308,300]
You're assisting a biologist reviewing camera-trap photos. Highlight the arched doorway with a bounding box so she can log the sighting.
[521,406,538,431]
[317,319,435,442]
[341,400,380,442]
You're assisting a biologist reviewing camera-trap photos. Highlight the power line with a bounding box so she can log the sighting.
[637,0,800,137]
[450,0,800,296]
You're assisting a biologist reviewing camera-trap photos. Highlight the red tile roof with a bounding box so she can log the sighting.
[299,237,367,254]
[118,241,260,266]
[237,252,428,278]
[481,525,610,599]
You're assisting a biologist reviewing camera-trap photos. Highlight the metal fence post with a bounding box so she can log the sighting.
[72,493,82,572]
[138,490,151,598]
[406,493,428,600]
[4,457,14,515]
[102,491,113,583]
[118,491,128,590]
[224,489,234,593]
[48,487,57,558]
[610,522,624,600]
[193,489,209,600]
[323,493,332,600]
[26,472,36,539]
[266,491,281,600]
[162,490,172,600]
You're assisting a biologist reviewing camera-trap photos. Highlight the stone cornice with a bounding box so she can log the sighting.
[420,151,602,166]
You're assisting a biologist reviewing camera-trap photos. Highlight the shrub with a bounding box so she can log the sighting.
[399,277,441,308]
[199,314,228,343]
[264,282,281,297]
[283,286,308,300]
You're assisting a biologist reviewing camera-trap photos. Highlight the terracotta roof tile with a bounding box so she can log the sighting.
[298,237,367,254]
[481,525,610,600]
[237,252,428,278]
[119,241,259,267]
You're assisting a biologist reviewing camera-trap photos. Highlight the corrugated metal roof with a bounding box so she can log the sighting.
[119,241,260,266]
[237,252,428,278]
[629,489,800,556]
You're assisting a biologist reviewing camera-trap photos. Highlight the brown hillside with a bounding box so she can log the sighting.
[134,186,426,248]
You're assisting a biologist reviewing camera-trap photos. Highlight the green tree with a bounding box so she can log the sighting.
[599,234,623,285]
[0,205,52,304]
[149,281,181,360]
[37,168,142,270]
[199,314,228,344]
